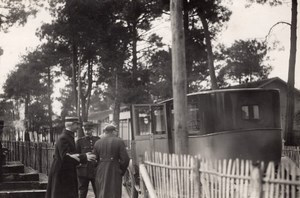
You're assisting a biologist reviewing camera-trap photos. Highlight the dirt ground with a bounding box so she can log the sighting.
[41,172,129,198]
[86,183,129,198]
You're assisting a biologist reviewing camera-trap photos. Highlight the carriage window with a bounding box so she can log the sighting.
[135,107,151,136]
[153,106,166,134]
[253,105,259,119]
[188,103,201,132]
[242,105,260,120]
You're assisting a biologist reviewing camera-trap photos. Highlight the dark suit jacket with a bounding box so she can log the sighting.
[76,135,100,178]
[46,129,87,198]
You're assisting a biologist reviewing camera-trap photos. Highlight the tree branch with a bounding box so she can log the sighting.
[266,21,291,39]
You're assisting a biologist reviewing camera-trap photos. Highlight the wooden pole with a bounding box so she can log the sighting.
[170,0,188,154]
[77,57,81,118]
[140,164,157,198]
[77,56,84,138]
[285,0,297,145]
[192,157,201,197]
[250,164,262,198]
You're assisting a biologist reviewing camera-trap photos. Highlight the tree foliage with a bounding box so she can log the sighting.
[4,63,46,100]
[0,0,42,32]
[3,0,286,136]
[177,0,232,91]
[218,39,271,85]
[3,58,48,131]
[148,49,172,100]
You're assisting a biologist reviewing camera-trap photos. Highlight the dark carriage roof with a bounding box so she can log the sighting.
[158,77,300,104]
[158,87,278,104]
[228,77,281,89]
[228,77,300,95]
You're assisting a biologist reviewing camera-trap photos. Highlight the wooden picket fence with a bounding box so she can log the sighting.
[141,152,300,198]
[2,141,300,197]
[283,146,300,168]
[2,140,55,175]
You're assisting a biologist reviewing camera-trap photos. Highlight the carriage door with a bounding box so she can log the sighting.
[132,104,168,157]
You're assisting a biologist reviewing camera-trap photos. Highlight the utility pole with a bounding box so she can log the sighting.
[285,0,297,145]
[170,0,188,154]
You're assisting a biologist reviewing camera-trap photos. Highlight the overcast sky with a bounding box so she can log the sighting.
[0,0,299,98]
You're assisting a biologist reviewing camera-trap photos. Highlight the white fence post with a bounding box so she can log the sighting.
[192,157,201,197]
[250,163,262,198]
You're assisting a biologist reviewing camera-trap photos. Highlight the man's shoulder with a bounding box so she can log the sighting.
[92,136,100,140]
[111,136,125,143]
[58,132,68,140]
[76,136,86,143]
[56,133,72,146]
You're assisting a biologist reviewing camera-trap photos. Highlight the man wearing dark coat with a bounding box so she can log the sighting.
[46,117,96,198]
[76,121,100,198]
[94,123,130,198]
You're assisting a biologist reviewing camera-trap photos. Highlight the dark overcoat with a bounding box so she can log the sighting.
[94,134,130,198]
[46,130,87,198]
[76,135,100,178]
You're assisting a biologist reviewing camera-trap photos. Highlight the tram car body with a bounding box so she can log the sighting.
[130,88,282,164]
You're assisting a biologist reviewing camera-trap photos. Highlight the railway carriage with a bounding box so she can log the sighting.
[124,88,282,197]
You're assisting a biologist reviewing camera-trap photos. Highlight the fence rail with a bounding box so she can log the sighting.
[141,152,300,198]
[283,146,300,168]
[2,141,55,175]
[2,141,300,197]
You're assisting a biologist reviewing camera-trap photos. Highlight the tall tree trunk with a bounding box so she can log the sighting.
[113,73,120,136]
[77,57,84,138]
[81,59,93,122]
[285,0,297,146]
[199,14,218,90]
[47,66,53,143]
[113,100,120,136]
[81,97,87,122]
[183,0,192,92]
[24,93,30,131]
[132,23,138,82]
[170,0,188,154]
[71,42,78,111]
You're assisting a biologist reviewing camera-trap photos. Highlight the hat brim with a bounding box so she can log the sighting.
[104,125,116,132]
[65,118,80,123]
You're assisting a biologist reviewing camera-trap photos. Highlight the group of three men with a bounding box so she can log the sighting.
[46,117,130,198]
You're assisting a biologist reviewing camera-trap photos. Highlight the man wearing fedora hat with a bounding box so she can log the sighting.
[46,117,96,198]
[94,123,130,198]
[76,121,100,198]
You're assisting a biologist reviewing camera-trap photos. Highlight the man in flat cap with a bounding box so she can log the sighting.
[46,117,96,198]
[76,121,100,198]
[94,123,130,198]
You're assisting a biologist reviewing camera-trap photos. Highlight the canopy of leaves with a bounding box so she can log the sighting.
[148,50,172,100]
[4,62,47,100]
[218,39,272,85]
[27,101,49,131]
[179,0,232,90]
[0,0,42,32]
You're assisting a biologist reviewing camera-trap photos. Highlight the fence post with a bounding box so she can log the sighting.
[27,142,30,167]
[12,141,15,161]
[193,157,201,197]
[34,143,37,170]
[39,143,42,173]
[250,163,262,198]
[46,143,48,175]
[139,156,148,198]
[21,142,24,164]
[16,141,20,161]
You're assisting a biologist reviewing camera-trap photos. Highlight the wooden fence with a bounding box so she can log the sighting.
[2,141,55,175]
[283,146,300,168]
[141,152,300,198]
[2,141,300,197]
